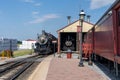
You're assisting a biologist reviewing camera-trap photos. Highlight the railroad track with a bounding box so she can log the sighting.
[0,55,36,69]
[0,55,38,73]
[0,55,47,80]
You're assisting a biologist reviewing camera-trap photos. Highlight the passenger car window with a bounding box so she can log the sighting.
[118,10,120,26]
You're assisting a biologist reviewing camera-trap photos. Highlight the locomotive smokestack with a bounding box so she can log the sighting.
[42,30,45,34]
[67,16,71,24]
[87,15,90,22]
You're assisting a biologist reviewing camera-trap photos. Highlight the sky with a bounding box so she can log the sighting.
[0,0,116,40]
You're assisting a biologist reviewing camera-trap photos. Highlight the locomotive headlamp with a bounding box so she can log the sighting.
[40,37,45,43]
[79,10,85,21]
[38,35,48,45]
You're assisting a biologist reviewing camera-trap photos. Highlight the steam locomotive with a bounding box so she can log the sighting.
[63,36,75,51]
[34,30,57,55]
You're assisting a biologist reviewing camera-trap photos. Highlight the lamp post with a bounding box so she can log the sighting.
[31,43,34,55]
[79,10,85,67]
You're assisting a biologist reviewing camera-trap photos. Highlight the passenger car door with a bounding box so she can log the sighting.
[117,8,120,56]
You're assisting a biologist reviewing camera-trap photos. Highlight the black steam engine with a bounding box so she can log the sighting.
[34,30,57,55]
[63,36,75,51]
[60,33,76,52]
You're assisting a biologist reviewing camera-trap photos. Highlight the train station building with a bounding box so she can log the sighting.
[57,18,94,53]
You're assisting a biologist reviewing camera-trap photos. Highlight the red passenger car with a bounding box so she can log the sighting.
[93,0,120,64]
[83,0,120,76]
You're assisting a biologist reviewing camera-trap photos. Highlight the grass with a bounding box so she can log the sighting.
[13,49,34,57]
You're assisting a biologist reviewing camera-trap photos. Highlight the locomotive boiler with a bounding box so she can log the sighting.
[34,30,57,54]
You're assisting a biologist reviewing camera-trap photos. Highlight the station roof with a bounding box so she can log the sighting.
[57,20,94,33]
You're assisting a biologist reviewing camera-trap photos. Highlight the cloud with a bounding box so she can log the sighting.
[90,0,115,9]
[32,11,39,18]
[21,0,42,7]
[23,0,41,7]
[24,0,34,3]
[34,3,41,7]
[28,14,60,24]
[32,11,39,15]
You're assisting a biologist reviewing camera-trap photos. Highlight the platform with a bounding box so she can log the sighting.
[27,54,112,80]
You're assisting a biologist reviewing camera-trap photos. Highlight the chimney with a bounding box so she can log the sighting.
[87,15,90,22]
[67,16,71,24]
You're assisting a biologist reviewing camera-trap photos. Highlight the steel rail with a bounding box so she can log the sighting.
[8,55,46,80]
[0,55,38,75]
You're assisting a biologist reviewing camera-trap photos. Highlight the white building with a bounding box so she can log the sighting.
[19,39,36,49]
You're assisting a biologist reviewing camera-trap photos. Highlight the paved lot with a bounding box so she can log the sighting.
[46,58,108,80]
[27,54,114,80]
